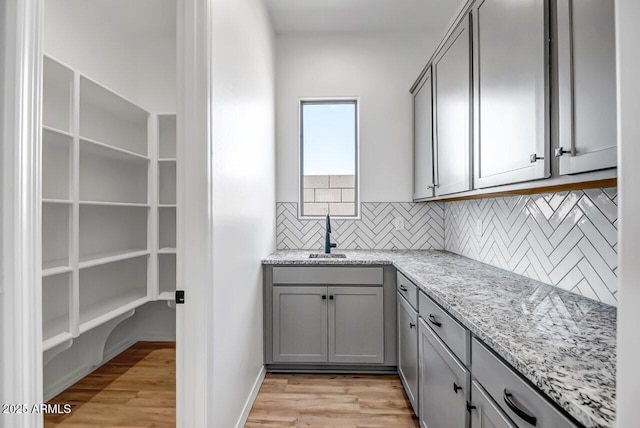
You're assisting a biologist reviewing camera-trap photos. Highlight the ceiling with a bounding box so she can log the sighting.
[264,0,462,34]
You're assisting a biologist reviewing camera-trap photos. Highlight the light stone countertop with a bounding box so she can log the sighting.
[262,249,617,428]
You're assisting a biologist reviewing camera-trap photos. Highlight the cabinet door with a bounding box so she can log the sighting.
[328,286,384,364]
[473,0,550,188]
[419,319,469,428]
[398,294,419,415]
[434,17,472,197]
[414,67,435,200]
[557,0,617,174]
[470,381,517,428]
[273,286,328,363]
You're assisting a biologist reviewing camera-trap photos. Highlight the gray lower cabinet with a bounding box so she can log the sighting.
[328,286,384,364]
[272,285,384,364]
[472,338,578,427]
[272,286,328,363]
[470,381,517,428]
[418,318,469,428]
[397,293,419,415]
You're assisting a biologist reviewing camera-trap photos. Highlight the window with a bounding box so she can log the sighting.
[300,99,359,218]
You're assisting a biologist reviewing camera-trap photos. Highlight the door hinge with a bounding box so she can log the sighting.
[175,290,185,304]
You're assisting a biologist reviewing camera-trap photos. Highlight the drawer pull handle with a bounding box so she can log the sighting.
[428,314,442,327]
[453,382,462,394]
[400,285,408,292]
[503,389,537,426]
[409,322,416,329]
[322,295,326,300]
[329,295,334,300]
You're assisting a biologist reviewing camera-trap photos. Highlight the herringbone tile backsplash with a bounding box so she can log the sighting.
[276,188,618,305]
[276,202,445,250]
[445,188,618,305]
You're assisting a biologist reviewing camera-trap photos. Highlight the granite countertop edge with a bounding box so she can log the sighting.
[262,249,617,428]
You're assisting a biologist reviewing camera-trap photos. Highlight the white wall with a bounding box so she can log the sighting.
[44,0,176,112]
[209,0,276,426]
[615,0,640,425]
[276,31,440,203]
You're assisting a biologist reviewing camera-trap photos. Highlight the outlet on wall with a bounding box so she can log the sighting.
[393,217,405,231]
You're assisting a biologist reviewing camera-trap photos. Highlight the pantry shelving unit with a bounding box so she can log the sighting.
[156,114,178,301]
[41,55,178,353]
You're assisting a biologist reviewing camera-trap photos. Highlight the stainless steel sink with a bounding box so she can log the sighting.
[309,253,347,259]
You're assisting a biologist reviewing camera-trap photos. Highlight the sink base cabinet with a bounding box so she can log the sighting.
[265,265,394,369]
[272,286,328,363]
[418,318,470,428]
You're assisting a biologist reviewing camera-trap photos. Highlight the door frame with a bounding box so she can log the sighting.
[0,0,215,426]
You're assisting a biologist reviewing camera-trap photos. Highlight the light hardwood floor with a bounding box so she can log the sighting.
[246,373,419,427]
[44,341,176,427]
[45,343,418,427]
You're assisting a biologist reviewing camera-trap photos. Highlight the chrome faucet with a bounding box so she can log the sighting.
[325,213,337,254]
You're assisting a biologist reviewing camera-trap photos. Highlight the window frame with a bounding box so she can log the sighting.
[298,97,360,220]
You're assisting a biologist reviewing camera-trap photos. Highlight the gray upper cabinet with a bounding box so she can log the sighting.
[472,0,550,188]
[398,293,419,415]
[272,286,328,363]
[556,0,617,174]
[328,286,384,364]
[433,16,472,196]
[419,318,469,428]
[413,67,435,200]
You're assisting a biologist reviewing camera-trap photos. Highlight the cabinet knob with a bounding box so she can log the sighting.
[555,147,571,157]
[530,153,544,163]
[400,285,408,292]
[453,382,462,394]
[409,322,416,329]
[322,295,327,300]
[329,295,334,300]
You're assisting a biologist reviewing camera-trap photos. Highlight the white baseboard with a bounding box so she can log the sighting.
[234,366,266,428]
[44,364,93,401]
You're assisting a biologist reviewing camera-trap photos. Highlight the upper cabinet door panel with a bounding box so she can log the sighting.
[414,69,435,200]
[434,18,472,197]
[414,68,435,200]
[557,0,617,175]
[473,0,549,188]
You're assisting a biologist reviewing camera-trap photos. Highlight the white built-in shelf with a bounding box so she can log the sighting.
[79,293,149,334]
[158,291,174,301]
[80,200,150,208]
[158,204,176,208]
[79,75,149,156]
[43,199,72,205]
[79,249,150,270]
[80,136,150,161]
[42,272,71,350]
[43,332,74,352]
[43,266,73,277]
[158,114,176,159]
[158,247,176,254]
[43,128,72,201]
[158,161,176,205]
[158,158,177,162]
[42,204,70,271]
[43,125,73,138]
[43,56,73,133]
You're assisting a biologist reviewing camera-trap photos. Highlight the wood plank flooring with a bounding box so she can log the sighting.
[246,373,419,427]
[44,341,175,427]
[45,342,418,427]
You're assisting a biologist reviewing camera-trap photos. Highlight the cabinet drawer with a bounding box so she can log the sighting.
[470,381,516,428]
[273,266,383,285]
[419,291,470,365]
[397,272,418,310]
[472,338,578,428]
[397,293,419,416]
